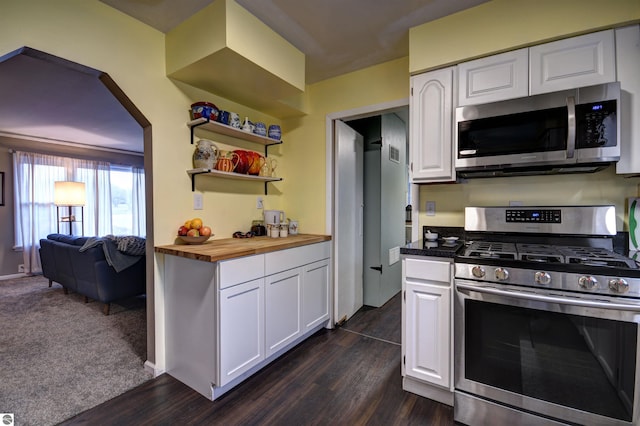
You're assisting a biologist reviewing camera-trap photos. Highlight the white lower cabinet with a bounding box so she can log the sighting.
[405,281,451,388]
[302,259,330,331]
[164,241,331,401]
[265,268,302,356]
[402,256,453,406]
[219,278,265,386]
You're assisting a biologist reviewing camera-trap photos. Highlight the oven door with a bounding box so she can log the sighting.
[454,279,640,426]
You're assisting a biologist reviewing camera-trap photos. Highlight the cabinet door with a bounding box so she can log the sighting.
[302,259,330,332]
[530,30,615,95]
[458,48,528,106]
[615,25,640,175]
[410,67,455,183]
[265,268,302,357]
[218,278,265,386]
[404,281,451,389]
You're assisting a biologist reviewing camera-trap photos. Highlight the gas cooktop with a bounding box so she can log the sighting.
[463,241,638,269]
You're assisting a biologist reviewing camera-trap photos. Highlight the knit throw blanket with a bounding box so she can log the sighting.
[79,235,145,272]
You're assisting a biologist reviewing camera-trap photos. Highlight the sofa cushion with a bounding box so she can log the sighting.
[47,234,90,246]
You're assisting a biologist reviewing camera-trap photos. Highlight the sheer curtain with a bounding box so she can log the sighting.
[13,151,114,273]
[132,165,146,236]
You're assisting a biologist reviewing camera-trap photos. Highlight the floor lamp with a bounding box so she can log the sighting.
[54,181,86,236]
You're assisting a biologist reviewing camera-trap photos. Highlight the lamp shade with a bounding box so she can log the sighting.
[54,181,86,206]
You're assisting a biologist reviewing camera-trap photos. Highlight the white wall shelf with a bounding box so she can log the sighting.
[186,118,283,194]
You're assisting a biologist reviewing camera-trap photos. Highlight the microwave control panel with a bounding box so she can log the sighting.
[506,209,561,223]
[576,99,617,147]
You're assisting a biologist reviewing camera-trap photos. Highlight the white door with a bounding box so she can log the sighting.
[378,113,406,305]
[364,113,406,307]
[334,120,364,324]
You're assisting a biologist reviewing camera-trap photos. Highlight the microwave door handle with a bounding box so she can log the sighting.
[566,95,576,159]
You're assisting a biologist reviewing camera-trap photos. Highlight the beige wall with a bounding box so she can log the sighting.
[281,57,409,234]
[410,0,640,73]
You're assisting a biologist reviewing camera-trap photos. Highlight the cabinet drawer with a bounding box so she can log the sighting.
[265,242,330,276]
[219,254,265,289]
[404,258,451,283]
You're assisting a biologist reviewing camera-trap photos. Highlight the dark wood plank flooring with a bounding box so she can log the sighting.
[61,291,454,425]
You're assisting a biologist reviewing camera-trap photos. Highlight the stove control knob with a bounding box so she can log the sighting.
[534,271,551,285]
[471,266,485,278]
[495,268,509,281]
[579,276,598,290]
[609,278,629,294]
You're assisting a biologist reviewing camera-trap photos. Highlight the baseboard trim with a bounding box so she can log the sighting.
[144,360,164,377]
[403,376,454,406]
[0,273,28,281]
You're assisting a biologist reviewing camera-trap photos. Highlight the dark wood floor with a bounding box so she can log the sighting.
[61,292,454,425]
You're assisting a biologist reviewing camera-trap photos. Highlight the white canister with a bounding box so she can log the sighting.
[268,224,279,238]
[279,224,288,238]
[288,220,298,235]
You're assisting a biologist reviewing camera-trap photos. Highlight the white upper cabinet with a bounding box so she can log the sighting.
[615,25,640,175]
[530,30,616,95]
[458,48,529,106]
[410,67,455,183]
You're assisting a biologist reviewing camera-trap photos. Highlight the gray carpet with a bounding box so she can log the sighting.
[0,275,152,426]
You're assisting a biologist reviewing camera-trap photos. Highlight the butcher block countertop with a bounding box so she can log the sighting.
[155,234,332,263]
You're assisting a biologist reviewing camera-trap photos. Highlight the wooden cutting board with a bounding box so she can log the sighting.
[155,234,331,262]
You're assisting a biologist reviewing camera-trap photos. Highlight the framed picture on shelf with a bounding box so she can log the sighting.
[0,171,4,206]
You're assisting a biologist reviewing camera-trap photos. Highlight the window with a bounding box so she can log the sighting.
[13,151,145,273]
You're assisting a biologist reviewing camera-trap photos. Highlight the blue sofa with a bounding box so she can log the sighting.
[39,234,146,315]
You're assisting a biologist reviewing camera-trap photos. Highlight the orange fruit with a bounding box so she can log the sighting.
[191,218,203,229]
[184,219,192,229]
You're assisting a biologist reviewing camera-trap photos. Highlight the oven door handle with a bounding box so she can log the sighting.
[566,95,576,159]
[457,283,640,312]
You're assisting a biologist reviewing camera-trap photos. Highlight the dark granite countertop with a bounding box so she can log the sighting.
[401,239,464,258]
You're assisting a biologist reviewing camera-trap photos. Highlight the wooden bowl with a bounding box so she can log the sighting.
[178,235,212,245]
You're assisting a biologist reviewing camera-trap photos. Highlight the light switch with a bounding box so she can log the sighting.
[193,193,203,210]
[426,201,436,216]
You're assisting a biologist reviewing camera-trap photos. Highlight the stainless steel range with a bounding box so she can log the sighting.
[454,205,640,426]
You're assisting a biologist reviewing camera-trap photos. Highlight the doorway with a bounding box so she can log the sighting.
[0,46,155,397]
[327,99,409,325]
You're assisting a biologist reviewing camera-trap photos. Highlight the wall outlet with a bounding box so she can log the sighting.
[426,201,436,216]
[257,197,264,209]
[18,264,25,273]
[193,193,203,210]
[389,247,400,266]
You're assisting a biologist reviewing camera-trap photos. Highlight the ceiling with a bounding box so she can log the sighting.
[1,0,488,153]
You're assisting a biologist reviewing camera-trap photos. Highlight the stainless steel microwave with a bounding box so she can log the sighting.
[455,82,620,178]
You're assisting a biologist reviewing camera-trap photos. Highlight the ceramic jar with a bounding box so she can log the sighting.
[193,139,219,169]
[229,112,241,129]
[242,117,254,133]
[215,151,239,172]
[268,124,281,140]
[254,122,267,136]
